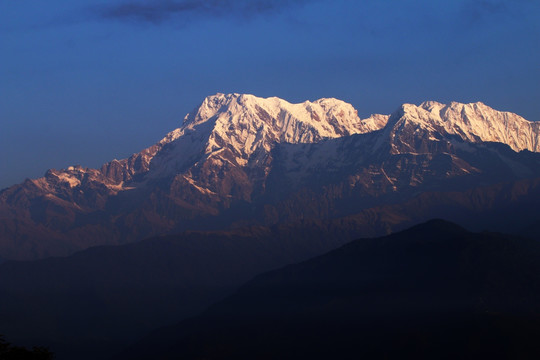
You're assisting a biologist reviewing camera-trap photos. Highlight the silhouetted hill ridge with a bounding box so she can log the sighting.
[118,219,540,359]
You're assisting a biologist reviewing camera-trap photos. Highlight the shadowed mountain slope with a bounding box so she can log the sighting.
[0,223,358,360]
[119,220,540,360]
[1,175,540,359]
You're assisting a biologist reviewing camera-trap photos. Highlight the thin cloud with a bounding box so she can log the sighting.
[96,0,313,24]
[465,0,507,21]
[459,0,531,25]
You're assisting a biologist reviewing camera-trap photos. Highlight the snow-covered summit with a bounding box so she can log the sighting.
[387,101,540,153]
[15,94,539,198]
[145,93,388,176]
[119,94,539,183]
[178,93,386,153]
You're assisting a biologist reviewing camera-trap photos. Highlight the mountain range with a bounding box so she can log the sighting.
[1,93,540,359]
[1,93,539,261]
[2,219,539,359]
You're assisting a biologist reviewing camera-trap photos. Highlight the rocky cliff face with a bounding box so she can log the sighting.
[1,94,539,260]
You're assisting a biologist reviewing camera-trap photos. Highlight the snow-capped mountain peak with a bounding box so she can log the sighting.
[154,93,388,170]
[387,100,540,153]
[181,93,383,142]
[112,95,538,184]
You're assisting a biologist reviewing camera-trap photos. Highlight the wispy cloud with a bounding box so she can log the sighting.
[95,0,312,24]
[458,0,534,26]
[462,0,507,22]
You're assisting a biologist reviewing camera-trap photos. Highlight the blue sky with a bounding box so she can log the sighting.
[1,0,539,189]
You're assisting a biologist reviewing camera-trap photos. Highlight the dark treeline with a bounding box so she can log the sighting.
[0,335,54,360]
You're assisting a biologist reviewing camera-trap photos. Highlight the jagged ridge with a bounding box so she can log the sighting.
[1,93,539,260]
[18,94,539,194]
[387,101,540,154]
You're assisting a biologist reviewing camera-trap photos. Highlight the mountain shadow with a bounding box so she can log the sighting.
[118,219,540,360]
[1,174,540,359]
[0,223,358,360]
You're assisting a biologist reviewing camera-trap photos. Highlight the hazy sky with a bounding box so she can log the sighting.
[1,0,539,189]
